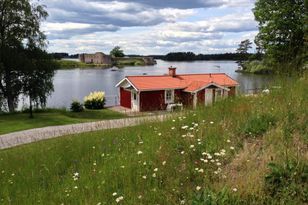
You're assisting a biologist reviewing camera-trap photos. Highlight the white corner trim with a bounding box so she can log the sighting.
[189,82,230,94]
[115,78,138,91]
[131,90,140,112]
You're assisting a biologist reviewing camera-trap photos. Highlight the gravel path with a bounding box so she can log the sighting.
[0,115,169,150]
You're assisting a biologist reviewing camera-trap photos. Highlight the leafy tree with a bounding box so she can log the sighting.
[21,48,55,118]
[164,52,196,61]
[0,0,55,113]
[236,39,252,68]
[253,0,306,73]
[110,46,125,57]
[236,39,252,54]
[254,36,264,60]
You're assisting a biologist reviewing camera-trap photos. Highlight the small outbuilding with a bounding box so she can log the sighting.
[116,67,239,112]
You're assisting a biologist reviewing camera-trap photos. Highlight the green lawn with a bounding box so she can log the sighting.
[0,109,126,135]
[0,75,307,204]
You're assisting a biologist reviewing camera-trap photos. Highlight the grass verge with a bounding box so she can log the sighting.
[0,109,126,135]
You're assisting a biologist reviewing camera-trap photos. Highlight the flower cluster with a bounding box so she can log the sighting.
[84,91,105,109]
[73,172,79,181]
[84,91,105,102]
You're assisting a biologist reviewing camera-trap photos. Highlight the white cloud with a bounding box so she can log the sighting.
[42,0,257,54]
[166,13,257,33]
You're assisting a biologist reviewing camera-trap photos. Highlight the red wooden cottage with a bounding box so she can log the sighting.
[116,67,239,112]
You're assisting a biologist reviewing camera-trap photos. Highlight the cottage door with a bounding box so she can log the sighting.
[131,91,139,112]
[205,89,213,105]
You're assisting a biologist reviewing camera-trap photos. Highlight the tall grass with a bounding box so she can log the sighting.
[0,75,307,204]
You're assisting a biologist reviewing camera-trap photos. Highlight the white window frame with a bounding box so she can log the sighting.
[165,90,174,104]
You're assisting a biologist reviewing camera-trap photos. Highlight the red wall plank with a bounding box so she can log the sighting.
[228,87,236,96]
[180,92,193,108]
[197,89,205,105]
[140,90,165,112]
[120,87,131,108]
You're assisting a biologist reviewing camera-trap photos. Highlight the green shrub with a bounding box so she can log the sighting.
[265,161,308,203]
[84,91,105,109]
[70,101,84,112]
[241,114,276,137]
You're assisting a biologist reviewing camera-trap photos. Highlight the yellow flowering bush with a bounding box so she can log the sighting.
[84,91,105,109]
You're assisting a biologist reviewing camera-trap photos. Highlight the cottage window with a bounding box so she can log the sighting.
[165,90,174,104]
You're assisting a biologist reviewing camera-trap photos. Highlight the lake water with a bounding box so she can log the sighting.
[44,60,274,108]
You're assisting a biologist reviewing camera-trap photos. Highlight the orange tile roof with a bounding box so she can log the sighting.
[125,73,238,92]
[183,81,209,92]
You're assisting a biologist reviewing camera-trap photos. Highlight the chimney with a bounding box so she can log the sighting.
[168,66,176,77]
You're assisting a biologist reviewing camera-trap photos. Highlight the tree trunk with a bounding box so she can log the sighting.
[7,95,14,113]
[5,70,15,112]
[29,96,33,118]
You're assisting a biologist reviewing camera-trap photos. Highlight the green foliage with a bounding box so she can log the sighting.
[114,58,146,66]
[192,188,242,205]
[265,161,308,203]
[70,101,84,112]
[164,52,196,61]
[253,0,306,73]
[55,60,111,69]
[241,60,273,74]
[163,52,255,61]
[84,99,105,110]
[21,48,56,118]
[236,39,252,55]
[110,46,125,57]
[0,0,55,113]
[236,39,253,68]
[241,114,276,137]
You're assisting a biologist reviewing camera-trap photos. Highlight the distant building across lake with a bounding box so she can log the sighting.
[79,52,156,66]
[79,52,112,65]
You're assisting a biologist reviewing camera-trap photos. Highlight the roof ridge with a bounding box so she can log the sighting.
[178,73,227,76]
[126,73,228,78]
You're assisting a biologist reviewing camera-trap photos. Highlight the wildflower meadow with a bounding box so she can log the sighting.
[0,76,307,204]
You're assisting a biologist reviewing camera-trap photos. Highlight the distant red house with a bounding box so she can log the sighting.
[116,67,239,112]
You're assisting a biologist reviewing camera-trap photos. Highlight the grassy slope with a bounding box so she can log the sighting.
[55,60,111,69]
[0,109,126,135]
[114,58,146,66]
[0,76,307,204]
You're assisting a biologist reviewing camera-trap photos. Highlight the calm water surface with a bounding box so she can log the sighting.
[46,60,274,108]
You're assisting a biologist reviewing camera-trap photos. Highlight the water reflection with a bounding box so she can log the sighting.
[47,60,274,108]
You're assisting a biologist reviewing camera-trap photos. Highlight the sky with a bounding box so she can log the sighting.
[41,0,258,55]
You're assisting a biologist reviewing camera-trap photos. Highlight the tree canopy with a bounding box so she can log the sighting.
[162,52,254,61]
[236,39,252,55]
[253,0,306,73]
[236,39,253,68]
[110,46,125,57]
[0,0,56,114]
